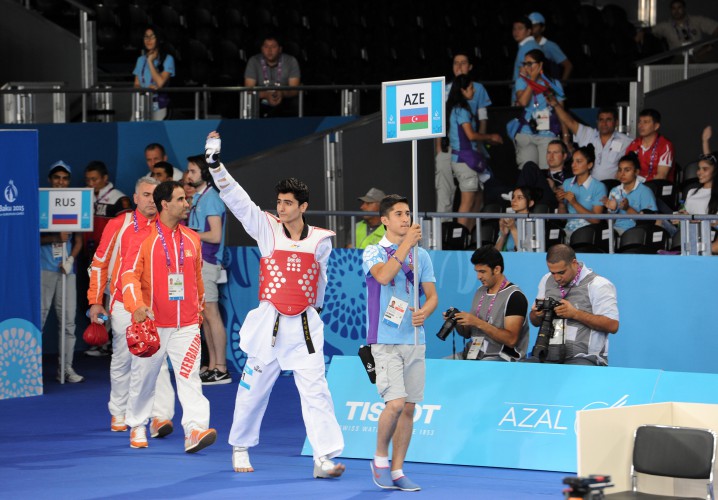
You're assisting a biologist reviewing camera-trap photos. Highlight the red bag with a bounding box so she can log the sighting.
[126,319,160,358]
[83,323,109,346]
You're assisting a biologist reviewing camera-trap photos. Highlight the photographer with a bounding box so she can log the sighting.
[449,246,529,361]
[529,244,619,366]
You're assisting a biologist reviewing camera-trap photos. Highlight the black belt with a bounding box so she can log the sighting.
[271,310,315,354]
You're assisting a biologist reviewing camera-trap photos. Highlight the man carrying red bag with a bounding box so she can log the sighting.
[121,180,216,453]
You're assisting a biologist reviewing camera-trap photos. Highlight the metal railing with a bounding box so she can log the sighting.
[304,210,717,256]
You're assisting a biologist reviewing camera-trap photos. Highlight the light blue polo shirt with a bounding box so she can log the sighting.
[362,237,436,345]
[515,76,564,137]
[449,107,476,160]
[562,176,607,233]
[189,186,226,265]
[445,81,492,114]
[40,240,74,274]
[607,182,657,231]
[539,38,567,65]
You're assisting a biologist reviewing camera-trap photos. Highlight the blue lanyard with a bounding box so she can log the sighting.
[156,220,184,271]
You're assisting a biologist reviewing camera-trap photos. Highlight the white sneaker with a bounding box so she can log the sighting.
[130,425,148,448]
[232,446,254,472]
[57,365,85,383]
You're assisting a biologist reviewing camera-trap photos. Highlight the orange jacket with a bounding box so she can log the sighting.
[121,219,204,328]
[87,210,155,306]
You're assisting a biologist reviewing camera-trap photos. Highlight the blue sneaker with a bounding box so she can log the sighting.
[393,474,421,492]
[370,461,398,490]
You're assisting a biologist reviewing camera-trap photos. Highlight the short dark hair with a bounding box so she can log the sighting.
[574,143,596,165]
[546,244,576,264]
[671,0,686,7]
[379,194,409,218]
[514,16,532,30]
[548,139,569,156]
[597,107,619,120]
[639,108,661,124]
[153,180,183,213]
[525,48,546,65]
[153,161,174,178]
[187,154,212,183]
[275,178,309,205]
[470,245,504,272]
[145,143,166,155]
[618,153,640,171]
[452,51,473,65]
[85,160,109,177]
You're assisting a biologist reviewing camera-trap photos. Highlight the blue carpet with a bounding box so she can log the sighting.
[0,356,567,499]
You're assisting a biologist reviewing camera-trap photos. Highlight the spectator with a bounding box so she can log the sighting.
[355,187,386,249]
[244,35,301,118]
[511,16,542,99]
[556,144,607,237]
[528,12,573,82]
[495,186,536,252]
[602,153,658,235]
[87,176,176,435]
[41,161,84,383]
[625,109,674,182]
[120,180,217,453]
[680,153,718,252]
[186,154,230,385]
[451,246,529,361]
[548,99,633,181]
[436,52,494,218]
[640,0,718,62]
[528,244,619,366]
[514,49,568,170]
[512,139,572,210]
[145,143,183,181]
[133,26,175,121]
[151,161,174,182]
[446,74,503,230]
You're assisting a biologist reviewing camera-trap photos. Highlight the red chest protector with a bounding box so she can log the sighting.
[258,217,334,316]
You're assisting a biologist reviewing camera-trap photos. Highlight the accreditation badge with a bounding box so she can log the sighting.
[466,336,486,360]
[52,242,64,259]
[168,273,184,301]
[535,109,550,131]
[382,296,408,328]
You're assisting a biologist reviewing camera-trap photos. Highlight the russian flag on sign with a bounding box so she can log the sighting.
[52,214,78,225]
[399,107,429,131]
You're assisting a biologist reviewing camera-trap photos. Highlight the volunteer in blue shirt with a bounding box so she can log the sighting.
[556,144,607,237]
[603,154,657,235]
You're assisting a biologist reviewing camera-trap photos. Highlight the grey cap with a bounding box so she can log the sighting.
[358,187,386,203]
[48,160,72,176]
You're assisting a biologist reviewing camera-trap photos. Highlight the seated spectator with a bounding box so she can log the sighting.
[133,26,175,121]
[145,142,183,181]
[625,109,674,182]
[528,12,573,82]
[511,16,541,100]
[513,139,572,210]
[548,99,633,181]
[244,35,301,118]
[436,52,494,219]
[602,154,658,235]
[556,144,607,237]
[514,49,568,170]
[446,74,503,230]
[683,152,718,215]
[151,161,174,182]
[355,187,386,249]
[495,186,536,252]
[451,246,530,361]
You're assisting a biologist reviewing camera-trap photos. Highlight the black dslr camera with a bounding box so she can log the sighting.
[562,475,613,499]
[531,297,561,362]
[436,307,460,341]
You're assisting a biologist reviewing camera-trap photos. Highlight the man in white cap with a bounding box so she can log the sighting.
[356,187,387,249]
[528,12,573,82]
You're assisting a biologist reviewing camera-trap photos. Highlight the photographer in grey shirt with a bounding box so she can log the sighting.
[451,246,529,361]
[244,35,301,117]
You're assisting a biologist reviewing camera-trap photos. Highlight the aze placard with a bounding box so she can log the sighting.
[382,77,445,143]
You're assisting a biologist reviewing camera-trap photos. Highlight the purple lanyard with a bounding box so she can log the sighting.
[385,247,416,295]
[559,264,583,298]
[645,136,660,180]
[156,220,184,272]
[475,279,507,324]
[261,57,282,85]
[132,211,139,232]
[188,185,210,226]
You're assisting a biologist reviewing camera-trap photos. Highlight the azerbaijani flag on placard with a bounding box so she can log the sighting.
[52,214,78,225]
[399,107,429,131]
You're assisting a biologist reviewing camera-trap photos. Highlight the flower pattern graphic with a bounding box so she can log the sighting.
[0,319,43,400]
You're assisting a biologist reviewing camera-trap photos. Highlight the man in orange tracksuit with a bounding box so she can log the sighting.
[87,176,176,436]
[121,180,216,453]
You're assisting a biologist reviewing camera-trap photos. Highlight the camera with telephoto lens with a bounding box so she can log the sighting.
[436,307,460,341]
[531,297,561,362]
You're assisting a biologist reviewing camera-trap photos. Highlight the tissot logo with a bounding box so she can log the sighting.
[345,401,441,425]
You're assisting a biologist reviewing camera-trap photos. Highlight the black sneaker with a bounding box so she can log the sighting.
[202,369,232,385]
[199,369,213,383]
